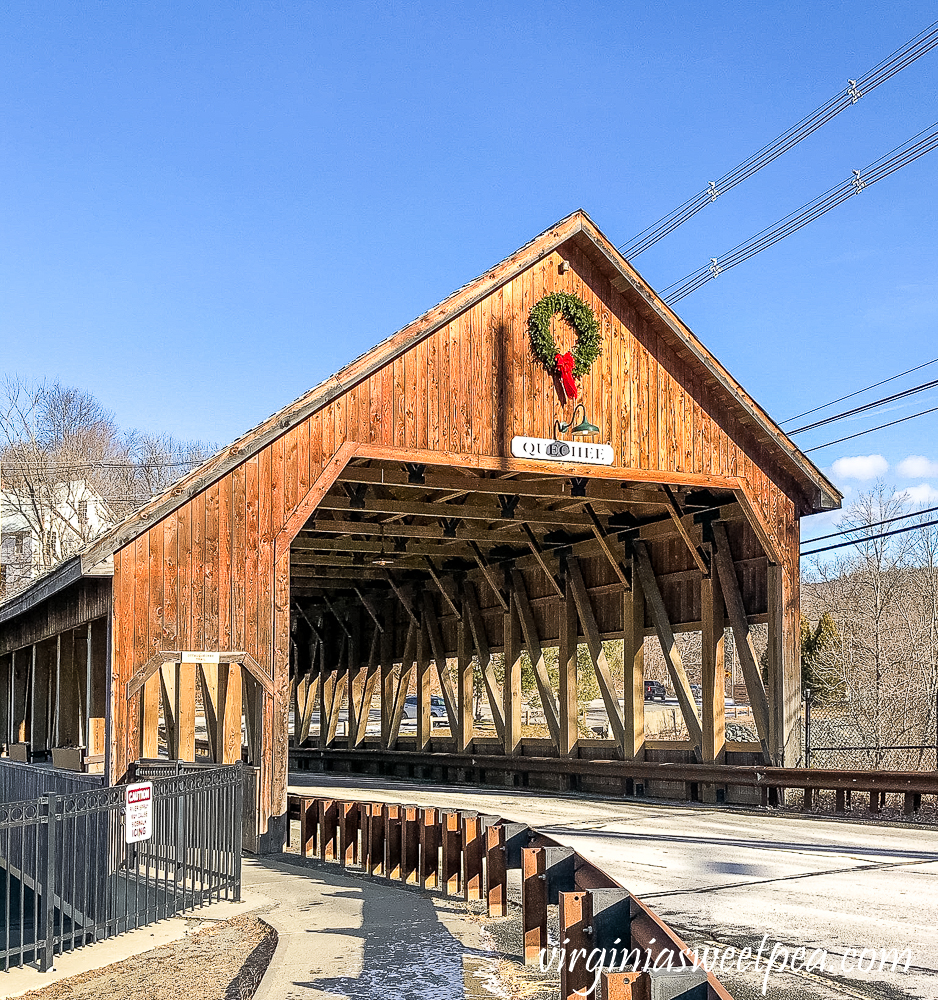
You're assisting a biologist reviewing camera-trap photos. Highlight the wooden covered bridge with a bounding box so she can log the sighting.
[0,211,840,849]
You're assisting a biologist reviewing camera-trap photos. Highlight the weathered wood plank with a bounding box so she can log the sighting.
[632,542,703,748]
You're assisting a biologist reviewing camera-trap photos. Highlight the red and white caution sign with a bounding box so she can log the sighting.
[125,782,153,844]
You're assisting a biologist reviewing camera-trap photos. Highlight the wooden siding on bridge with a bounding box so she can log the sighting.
[110,221,807,833]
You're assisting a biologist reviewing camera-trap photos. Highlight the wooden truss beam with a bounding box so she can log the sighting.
[318,493,598,526]
[711,522,772,761]
[565,558,626,751]
[510,569,560,746]
[461,580,505,741]
[421,591,458,733]
[583,503,631,589]
[387,620,418,748]
[520,523,564,597]
[631,541,704,749]
[661,485,711,576]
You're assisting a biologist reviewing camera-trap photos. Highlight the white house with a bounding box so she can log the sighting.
[0,482,113,596]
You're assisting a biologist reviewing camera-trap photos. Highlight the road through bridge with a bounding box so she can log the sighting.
[289,771,938,1000]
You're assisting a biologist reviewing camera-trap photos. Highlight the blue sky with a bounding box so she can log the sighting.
[2,2,937,539]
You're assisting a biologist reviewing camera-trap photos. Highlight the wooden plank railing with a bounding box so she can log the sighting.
[287,792,734,1000]
[291,745,938,816]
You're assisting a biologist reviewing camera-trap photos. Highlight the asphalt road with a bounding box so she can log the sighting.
[288,771,938,1000]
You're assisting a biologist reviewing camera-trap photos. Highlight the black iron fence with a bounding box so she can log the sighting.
[0,763,242,972]
[805,697,938,770]
[0,759,105,803]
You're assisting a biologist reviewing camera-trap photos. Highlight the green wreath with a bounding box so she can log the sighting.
[528,291,601,380]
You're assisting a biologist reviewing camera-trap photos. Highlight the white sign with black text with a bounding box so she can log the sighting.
[510,436,614,466]
[181,651,220,664]
[125,782,153,844]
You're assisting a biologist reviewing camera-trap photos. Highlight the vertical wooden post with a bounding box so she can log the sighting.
[11,649,29,744]
[402,804,420,884]
[74,629,87,748]
[768,559,800,768]
[30,640,51,752]
[340,801,359,866]
[419,807,439,888]
[300,797,318,858]
[0,654,10,747]
[367,803,386,876]
[383,803,402,879]
[46,641,57,751]
[559,890,594,1000]
[504,586,522,756]
[159,662,178,757]
[462,813,483,901]
[522,847,548,964]
[346,607,362,744]
[486,823,508,916]
[559,573,579,757]
[457,615,473,752]
[319,620,335,749]
[380,606,395,748]
[28,644,37,750]
[318,798,337,860]
[176,660,196,761]
[441,810,462,895]
[416,620,432,750]
[141,672,161,759]
[57,630,82,748]
[88,618,108,757]
[199,663,220,760]
[623,565,645,760]
[217,663,243,763]
[701,569,726,766]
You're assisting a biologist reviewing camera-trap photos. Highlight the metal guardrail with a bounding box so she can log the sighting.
[0,763,243,972]
[288,792,732,1000]
[292,746,938,815]
[0,759,105,803]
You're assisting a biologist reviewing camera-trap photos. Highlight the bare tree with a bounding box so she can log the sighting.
[803,483,938,768]
[1,376,214,593]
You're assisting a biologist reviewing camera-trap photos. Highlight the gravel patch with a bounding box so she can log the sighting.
[15,915,276,1000]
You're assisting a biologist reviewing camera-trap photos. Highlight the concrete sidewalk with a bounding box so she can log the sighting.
[248,854,508,1000]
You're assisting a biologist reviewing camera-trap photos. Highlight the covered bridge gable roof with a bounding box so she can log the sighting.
[77,209,839,572]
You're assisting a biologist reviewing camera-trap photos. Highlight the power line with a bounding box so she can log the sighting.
[801,504,938,545]
[803,403,938,452]
[788,377,938,434]
[619,19,938,258]
[0,459,201,473]
[661,122,938,305]
[801,516,938,556]
[781,356,938,424]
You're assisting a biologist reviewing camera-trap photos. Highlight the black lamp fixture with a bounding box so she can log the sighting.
[554,402,600,439]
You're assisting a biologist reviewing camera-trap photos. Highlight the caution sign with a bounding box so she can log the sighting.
[125,782,153,844]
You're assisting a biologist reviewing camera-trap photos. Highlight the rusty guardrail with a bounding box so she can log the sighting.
[287,792,733,1000]
[291,746,938,816]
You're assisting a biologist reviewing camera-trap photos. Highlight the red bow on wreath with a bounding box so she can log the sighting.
[555,351,578,401]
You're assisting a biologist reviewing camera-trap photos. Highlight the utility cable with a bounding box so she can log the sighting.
[802,515,938,556]
[661,122,938,305]
[619,19,938,258]
[801,504,938,545]
[803,403,938,452]
[782,356,938,424]
[788,377,938,434]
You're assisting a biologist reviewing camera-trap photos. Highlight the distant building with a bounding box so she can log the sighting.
[0,483,113,597]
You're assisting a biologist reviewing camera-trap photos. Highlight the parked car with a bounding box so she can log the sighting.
[402,695,447,719]
[644,679,666,702]
[690,683,702,702]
